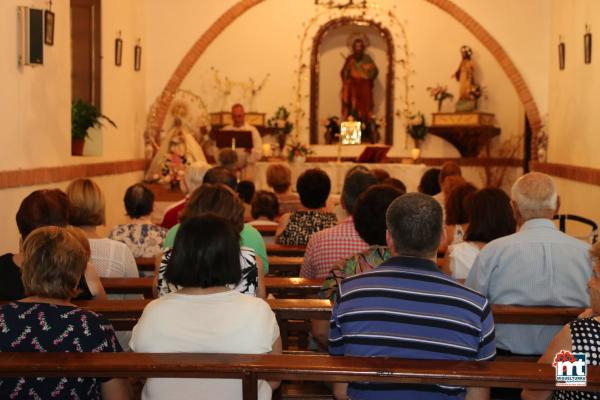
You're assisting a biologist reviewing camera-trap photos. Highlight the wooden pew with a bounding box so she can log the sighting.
[66,299,586,331]
[138,255,304,276]
[135,257,156,273]
[101,277,154,298]
[255,224,277,237]
[267,256,303,276]
[266,244,305,257]
[264,277,323,298]
[0,352,598,400]
[101,277,324,299]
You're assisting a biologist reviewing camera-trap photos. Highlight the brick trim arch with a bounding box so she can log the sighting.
[151,0,542,156]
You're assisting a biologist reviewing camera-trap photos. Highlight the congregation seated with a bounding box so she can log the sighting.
[131,215,281,400]
[312,184,403,349]
[442,188,516,279]
[382,176,407,193]
[319,184,404,301]
[248,190,279,228]
[0,226,129,399]
[466,172,592,355]
[217,147,239,174]
[439,180,476,253]
[194,166,269,270]
[522,240,600,400]
[158,184,266,298]
[266,163,301,214]
[370,167,390,183]
[67,179,139,281]
[329,193,495,399]
[276,168,337,246]
[433,161,462,207]
[418,167,441,196]
[237,180,255,222]
[300,169,377,279]
[0,189,105,300]
[161,161,209,229]
[108,183,167,258]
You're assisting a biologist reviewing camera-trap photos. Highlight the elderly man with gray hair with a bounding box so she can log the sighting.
[466,172,592,356]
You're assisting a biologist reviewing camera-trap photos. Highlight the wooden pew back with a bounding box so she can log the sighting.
[0,352,598,400]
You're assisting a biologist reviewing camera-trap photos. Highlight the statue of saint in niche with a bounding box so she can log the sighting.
[341,38,379,124]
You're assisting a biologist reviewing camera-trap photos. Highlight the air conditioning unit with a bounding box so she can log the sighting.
[17,6,44,67]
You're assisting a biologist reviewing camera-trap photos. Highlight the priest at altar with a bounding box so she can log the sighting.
[222,103,263,179]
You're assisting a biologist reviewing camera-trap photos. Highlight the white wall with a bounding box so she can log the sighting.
[0,0,147,253]
[144,0,552,122]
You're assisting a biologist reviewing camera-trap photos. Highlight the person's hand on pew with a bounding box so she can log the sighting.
[101,377,132,400]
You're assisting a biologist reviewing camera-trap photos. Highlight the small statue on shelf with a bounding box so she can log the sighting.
[453,46,482,112]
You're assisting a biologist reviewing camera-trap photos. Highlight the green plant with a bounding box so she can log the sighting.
[71,99,117,140]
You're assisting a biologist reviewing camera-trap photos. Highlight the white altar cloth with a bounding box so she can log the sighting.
[254,162,427,194]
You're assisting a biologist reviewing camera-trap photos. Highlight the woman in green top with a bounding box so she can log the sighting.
[162,187,269,274]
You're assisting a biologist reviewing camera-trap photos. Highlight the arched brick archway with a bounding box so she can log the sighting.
[150,0,542,155]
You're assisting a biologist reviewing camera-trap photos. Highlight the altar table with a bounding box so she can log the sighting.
[254,162,427,194]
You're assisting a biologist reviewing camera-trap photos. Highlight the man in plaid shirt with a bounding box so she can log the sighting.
[300,169,377,279]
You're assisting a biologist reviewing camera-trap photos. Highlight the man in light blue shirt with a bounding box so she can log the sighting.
[466,172,591,355]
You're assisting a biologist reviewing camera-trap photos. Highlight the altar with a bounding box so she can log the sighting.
[254,161,427,194]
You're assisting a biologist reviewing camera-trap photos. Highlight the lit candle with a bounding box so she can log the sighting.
[411,148,421,160]
[262,143,272,158]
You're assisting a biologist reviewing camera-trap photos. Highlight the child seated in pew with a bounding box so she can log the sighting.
[522,241,600,400]
[131,215,281,400]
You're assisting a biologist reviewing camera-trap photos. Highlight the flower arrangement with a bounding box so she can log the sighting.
[427,85,454,112]
[406,112,428,141]
[156,152,188,189]
[267,106,294,134]
[286,141,313,162]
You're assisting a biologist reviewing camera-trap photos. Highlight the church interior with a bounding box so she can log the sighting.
[2,0,597,249]
[2,0,600,398]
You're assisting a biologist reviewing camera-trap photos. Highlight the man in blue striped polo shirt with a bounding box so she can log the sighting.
[329,193,496,400]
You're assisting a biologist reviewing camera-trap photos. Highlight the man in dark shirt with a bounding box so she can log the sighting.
[329,193,496,400]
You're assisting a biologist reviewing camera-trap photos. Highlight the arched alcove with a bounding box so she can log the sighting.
[149,0,542,160]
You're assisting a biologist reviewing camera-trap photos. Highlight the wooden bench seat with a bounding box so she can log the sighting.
[0,352,598,400]
[63,299,586,331]
[267,256,304,276]
[101,277,324,299]
[266,244,306,257]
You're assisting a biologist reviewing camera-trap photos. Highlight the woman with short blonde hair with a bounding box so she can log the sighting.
[266,163,301,214]
[0,226,130,399]
[67,178,138,281]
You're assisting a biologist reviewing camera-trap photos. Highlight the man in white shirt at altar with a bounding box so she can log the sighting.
[223,103,263,180]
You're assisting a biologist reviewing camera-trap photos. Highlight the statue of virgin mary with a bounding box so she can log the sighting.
[145,117,208,183]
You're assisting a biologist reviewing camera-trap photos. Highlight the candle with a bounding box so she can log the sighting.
[411,148,421,161]
[262,143,272,158]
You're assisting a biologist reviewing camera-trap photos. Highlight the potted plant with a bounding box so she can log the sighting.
[71,99,117,156]
[286,141,313,163]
